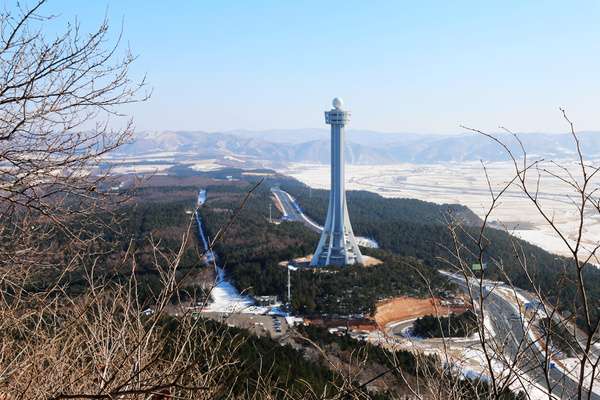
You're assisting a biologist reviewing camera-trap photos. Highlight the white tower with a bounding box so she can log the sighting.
[310,98,364,267]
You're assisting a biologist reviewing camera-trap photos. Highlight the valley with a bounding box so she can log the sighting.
[279,161,600,263]
[97,129,600,399]
[107,128,600,263]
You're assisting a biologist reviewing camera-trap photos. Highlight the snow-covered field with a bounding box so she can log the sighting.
[279,161,600,262]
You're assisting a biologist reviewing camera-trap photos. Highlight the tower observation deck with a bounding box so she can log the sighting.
[310,98,365,267]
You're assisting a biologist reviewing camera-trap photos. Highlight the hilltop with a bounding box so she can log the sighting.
[110,129,600,169]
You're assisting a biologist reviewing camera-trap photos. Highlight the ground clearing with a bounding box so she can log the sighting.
[374,296,469,329]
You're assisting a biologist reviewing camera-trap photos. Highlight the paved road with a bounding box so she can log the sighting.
[446,273,599,399]
[513,287,600,362]
[271,188,323,231]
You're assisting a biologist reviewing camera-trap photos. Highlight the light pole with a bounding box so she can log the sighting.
[287,265,291,316]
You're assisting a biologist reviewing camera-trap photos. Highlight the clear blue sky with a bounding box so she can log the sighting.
[28,1,600,134]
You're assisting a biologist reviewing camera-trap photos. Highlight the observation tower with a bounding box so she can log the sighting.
[310,98,365,267]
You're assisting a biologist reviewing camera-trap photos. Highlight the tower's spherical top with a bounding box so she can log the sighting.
[332,97,343,109]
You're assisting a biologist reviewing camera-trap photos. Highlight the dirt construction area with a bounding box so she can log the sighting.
[374,297,468,329]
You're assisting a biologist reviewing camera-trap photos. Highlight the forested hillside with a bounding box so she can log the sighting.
[196,177,456,316]
[279,183,481,227]
[280,182,600,330]
[31,177,213,306]
[19,170,533,399]
[118,169,600,331]
[160,317,375,399]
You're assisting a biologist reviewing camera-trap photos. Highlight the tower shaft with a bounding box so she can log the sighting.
[310,100,364,267]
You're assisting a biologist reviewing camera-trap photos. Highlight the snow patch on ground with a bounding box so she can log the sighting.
[195,211,266,314]
[202,266,258,314]
[355,237,379,248]
[560,357,600,393]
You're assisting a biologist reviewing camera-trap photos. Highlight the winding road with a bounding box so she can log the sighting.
[445,272,599,399]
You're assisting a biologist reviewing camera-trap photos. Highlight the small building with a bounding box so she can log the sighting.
[254,295,278,307]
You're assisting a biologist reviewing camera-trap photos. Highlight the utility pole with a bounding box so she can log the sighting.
[287,265,291,316]
[269,203,272,223]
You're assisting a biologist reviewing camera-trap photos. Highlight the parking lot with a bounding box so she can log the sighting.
[202,312,290,338]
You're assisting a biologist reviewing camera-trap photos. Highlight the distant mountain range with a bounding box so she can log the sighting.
[115,129,600,167]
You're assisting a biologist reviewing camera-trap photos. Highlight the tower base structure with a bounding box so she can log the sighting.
[310,98,364,267]
[310,202,365,267]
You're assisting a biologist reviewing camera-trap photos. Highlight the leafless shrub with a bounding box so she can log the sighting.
[429,111,600,399]
[0,0,149,277]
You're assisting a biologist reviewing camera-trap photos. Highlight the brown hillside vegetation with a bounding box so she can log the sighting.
[374,297,469,329]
